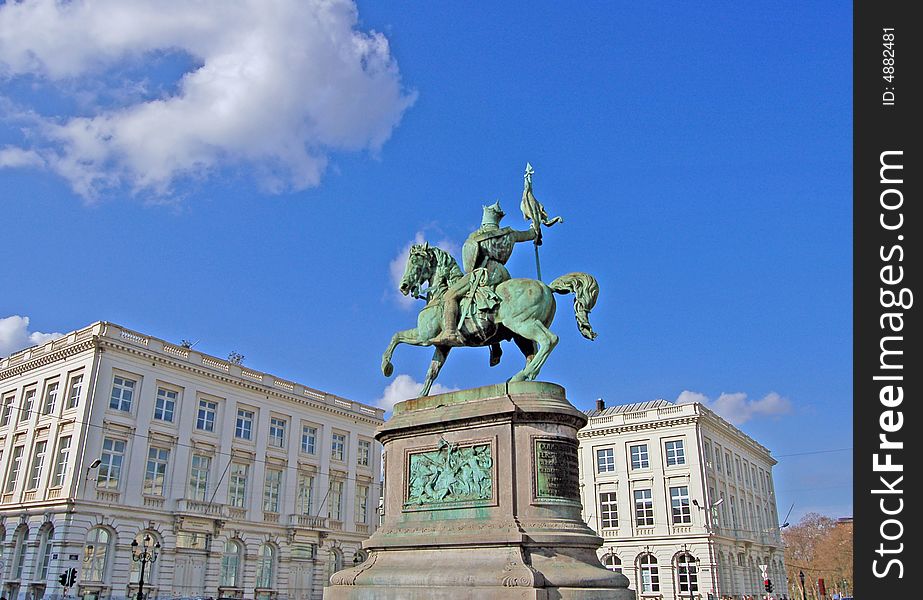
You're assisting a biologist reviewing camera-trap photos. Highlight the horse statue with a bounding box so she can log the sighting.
[381,243,599,396]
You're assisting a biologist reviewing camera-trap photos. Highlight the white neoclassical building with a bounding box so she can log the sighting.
[0,321,384,600]
[577,399,788,600]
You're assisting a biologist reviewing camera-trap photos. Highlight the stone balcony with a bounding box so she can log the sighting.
[289,514,329,529]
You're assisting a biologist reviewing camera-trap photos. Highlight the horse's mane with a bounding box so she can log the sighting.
[414,245,463,303]
[429,246,463,281]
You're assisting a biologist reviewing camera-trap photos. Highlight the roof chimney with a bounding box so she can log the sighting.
[596,398,605,411]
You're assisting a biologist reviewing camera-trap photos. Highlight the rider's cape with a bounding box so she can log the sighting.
[462,226,513,273]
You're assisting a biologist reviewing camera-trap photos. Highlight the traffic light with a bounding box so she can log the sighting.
[59,571,69,586]
[764,578,773,593]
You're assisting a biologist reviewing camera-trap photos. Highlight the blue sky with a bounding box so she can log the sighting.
[1,1,852,523]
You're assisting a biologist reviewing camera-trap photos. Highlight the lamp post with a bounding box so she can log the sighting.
[131,535,161,600]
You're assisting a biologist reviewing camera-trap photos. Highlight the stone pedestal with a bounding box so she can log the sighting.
[324,381,634,599]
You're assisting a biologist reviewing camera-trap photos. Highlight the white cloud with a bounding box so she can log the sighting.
[376,374,458,412]
[676,389,792,425]
[0,0,415,200]
[0,146,45,168]
[388,231,459,309]
[0,315,64,357]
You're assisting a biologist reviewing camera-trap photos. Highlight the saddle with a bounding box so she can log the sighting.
[458,268,501,346]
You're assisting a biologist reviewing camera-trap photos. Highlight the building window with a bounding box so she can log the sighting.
[67,373,84,409]
[109,376,135,412]
[189,454,211,500]
[12,526,29,579]
[638,553,660,593]
[228,463,249,508]
[358,439,372,467]
[196,399,218,432]
[154,387,177,422]
[268,417,287,448]
[664,439,686,466]
[355,484,369,524]
[83,527,110,581]
[52,436,72,487]
[328,479,344,520]
[601,553,622,573]
[752,466,758,489]
[144,447,170,496]
[670,486,692,524]
[235,409,254,440]
[599,492,618,529]
[1,393,13,426]
[730,496,739,528]
[725,452,732,475]
[27,440,47,490]
[297,474,314,515]
[735,457,743,480]
[42,381,59,415]
[596,448,615,473]
[634,489,654,526]
[703,440,713,469]
[20,388,36,422]
[98,438,125,489]
[326,549,343,583]
[714,444,722,472]
[255,544,275,588]
[629,444,649,470]
[5,445,24,493]
[331,432,347,461]
[220,540,242,588]
[301,425,317,453]
[38,526,55,579]
[263,468,282,512]
[677,552,699,593]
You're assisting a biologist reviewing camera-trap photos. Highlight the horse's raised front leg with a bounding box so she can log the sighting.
[382,328,424,377]
[506,320,558,382]
[420,345,451,396]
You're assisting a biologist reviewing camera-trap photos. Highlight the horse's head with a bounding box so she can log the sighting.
[400,243,434,299]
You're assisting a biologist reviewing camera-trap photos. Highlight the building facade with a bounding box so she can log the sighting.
[578,399,787,600]
[0,322,384,600]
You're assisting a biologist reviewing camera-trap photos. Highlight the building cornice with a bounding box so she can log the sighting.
[577,416,699,438]
[0,339,96,381]
[2,321,385,426]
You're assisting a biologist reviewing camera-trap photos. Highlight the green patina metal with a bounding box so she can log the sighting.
[381,163,600,396]
[405,439,492,508]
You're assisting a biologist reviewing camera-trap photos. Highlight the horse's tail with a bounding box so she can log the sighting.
[549,272,599,340]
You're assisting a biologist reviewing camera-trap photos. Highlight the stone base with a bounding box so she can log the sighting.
[324,382,634,600]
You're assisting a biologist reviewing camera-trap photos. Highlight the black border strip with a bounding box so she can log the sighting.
[854,0,917,596]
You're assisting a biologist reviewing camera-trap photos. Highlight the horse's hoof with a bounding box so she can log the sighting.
[382,362,394,377]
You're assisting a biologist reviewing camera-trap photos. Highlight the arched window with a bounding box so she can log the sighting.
[255,543,275,588]
[326,548,343,583]
[129,531,162,584]
[637,553,660,593]
[220,540,243,588]
[676,552,699,595]
[37,525,55,580]
[12,525,29,579]
[601,553,622,573]
[83,528,111,582]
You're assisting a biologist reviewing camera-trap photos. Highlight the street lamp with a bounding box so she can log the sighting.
[691,498,723,599]
[131,535,161,600]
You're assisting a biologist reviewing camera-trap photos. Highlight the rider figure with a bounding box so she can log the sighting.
[431,201,537,346]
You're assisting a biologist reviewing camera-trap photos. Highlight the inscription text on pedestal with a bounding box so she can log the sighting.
[533,437,581,501]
